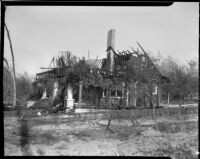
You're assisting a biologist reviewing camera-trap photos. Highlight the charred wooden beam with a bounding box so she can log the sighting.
[136,42,161,77]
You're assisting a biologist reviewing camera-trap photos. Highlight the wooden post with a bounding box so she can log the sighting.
[179,92,182,107]
[97,88,101,109]
[126,88,129,108]
[157,86,160,107]
[78,81,83,108]
[152,96,155,120]
[122,82,126,108]
[167,93,170,105]
[133,82,137,107]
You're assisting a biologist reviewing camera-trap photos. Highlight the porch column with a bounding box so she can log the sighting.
[122,82,125,98]
[41,88,47,99]
[52,81,59,100]
[126,88,129,108]
[102,88,105,97]
[115,90,118,97]
[65,83,74,112]
[41,82,47,99]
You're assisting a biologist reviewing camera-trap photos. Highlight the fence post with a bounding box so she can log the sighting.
[133,83,137,107]
[122,82,126,108]
[126,88,129,108]
[157,86,160,107]
[167,93,170,105]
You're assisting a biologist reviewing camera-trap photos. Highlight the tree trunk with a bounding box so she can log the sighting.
[3,67,14,101]
[5,23,16,108]
[106,114,113,133]
[105,89,109,109]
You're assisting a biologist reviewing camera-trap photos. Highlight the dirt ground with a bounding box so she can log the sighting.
[4,112,199,157]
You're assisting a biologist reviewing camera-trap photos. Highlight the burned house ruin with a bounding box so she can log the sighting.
[32,29,170,111]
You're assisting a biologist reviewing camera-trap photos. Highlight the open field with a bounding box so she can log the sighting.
[4,108,199,157]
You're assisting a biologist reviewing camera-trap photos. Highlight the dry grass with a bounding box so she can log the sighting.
[150,109,198,159]
[154,140,198,159]
[4,111,198,157]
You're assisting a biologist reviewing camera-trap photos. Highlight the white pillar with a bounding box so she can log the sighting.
[126,89,129,108]
[102,89,105,97]
[67,83,73,99]
[115,90,118,97]
[41,88,47,99]
[122,82,125,98]
[41,82,47,99]
[65,83,74,111]
[52,81,59,100]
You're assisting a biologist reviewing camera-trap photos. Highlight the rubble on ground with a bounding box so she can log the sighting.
[29,98,54,111]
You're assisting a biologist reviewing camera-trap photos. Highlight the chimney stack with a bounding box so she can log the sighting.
[107,29,115,72]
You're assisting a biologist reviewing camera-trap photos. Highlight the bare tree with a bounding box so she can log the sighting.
[4,23,16,108]
[3,64,14,104]
[160,56,197,105]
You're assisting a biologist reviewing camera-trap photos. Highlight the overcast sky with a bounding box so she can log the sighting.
[4,2,199,76]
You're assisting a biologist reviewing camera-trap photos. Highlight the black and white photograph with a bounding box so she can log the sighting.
[2,2,199,157]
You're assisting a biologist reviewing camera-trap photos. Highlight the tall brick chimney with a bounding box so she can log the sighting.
[107,29,115,72]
